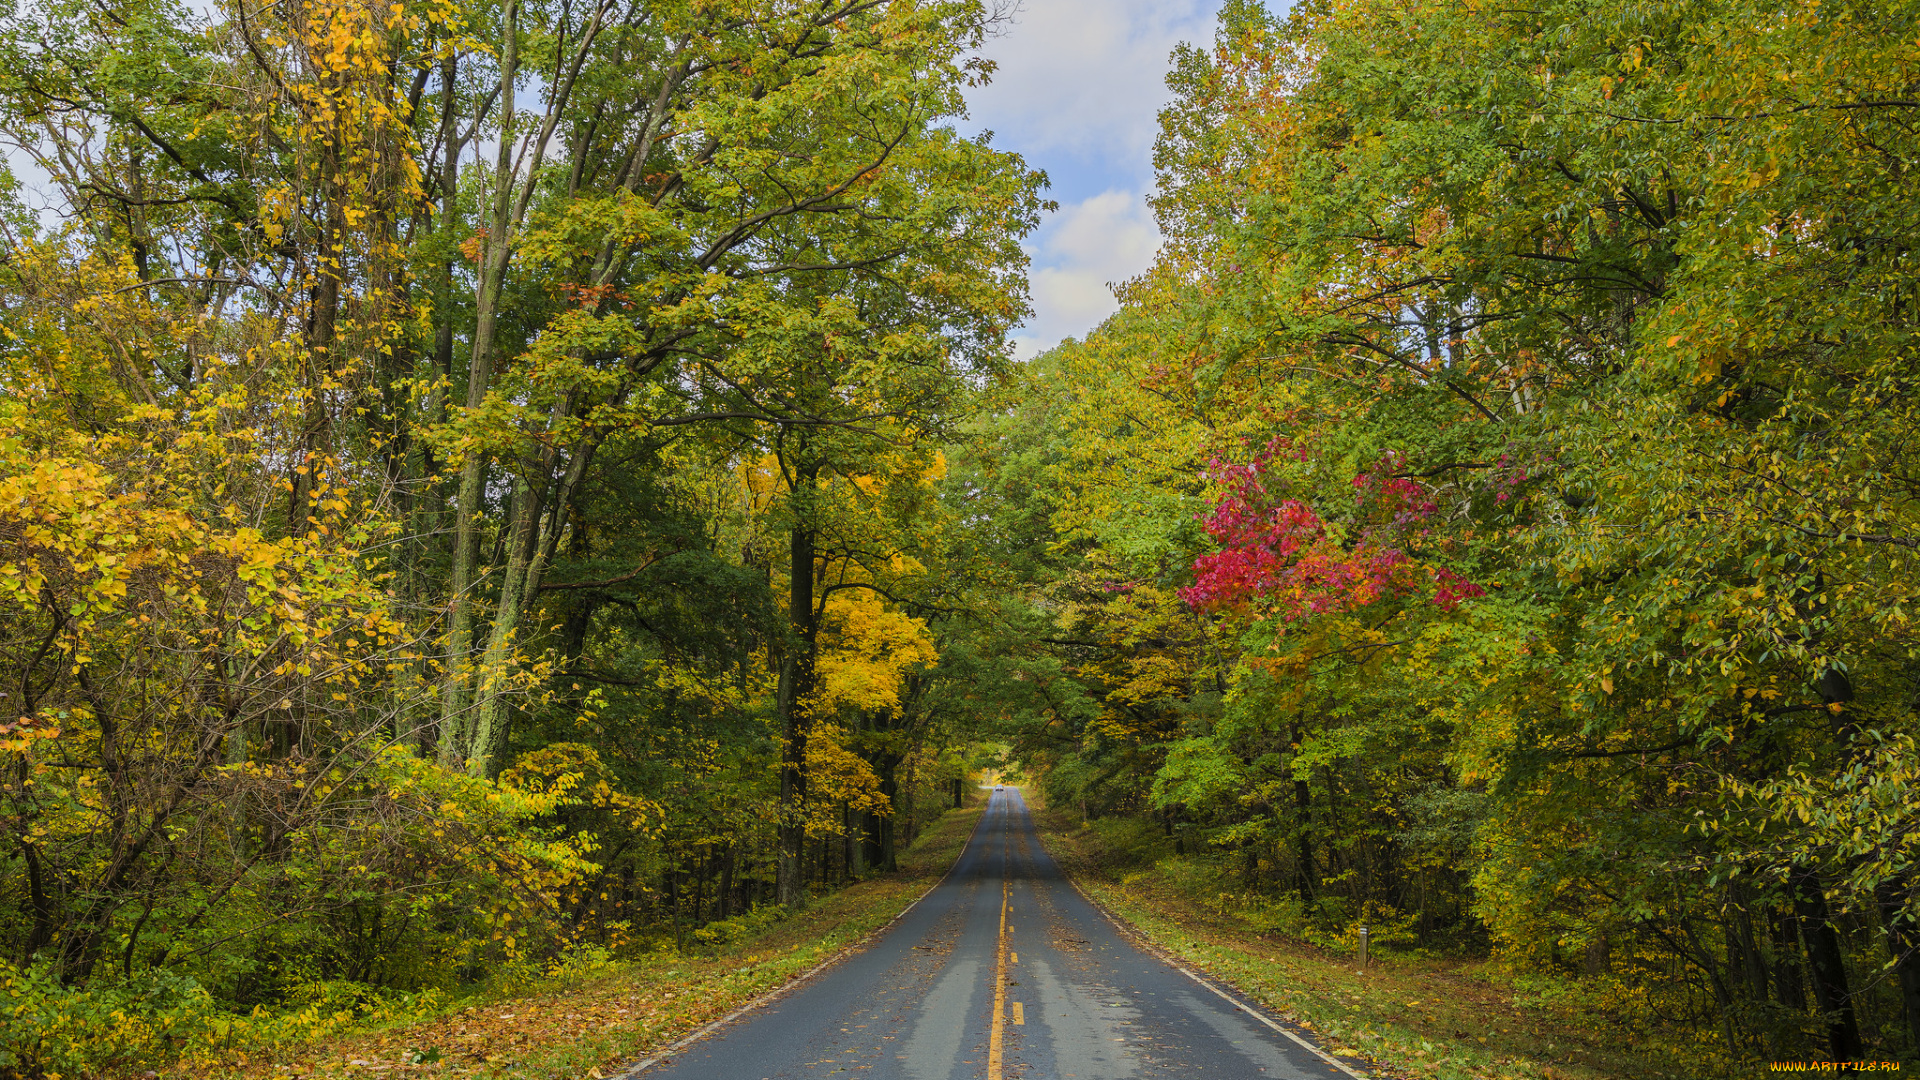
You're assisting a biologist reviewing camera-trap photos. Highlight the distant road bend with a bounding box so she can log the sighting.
[630,788,1361,1079]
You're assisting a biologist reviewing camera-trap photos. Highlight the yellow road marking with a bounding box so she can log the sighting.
[1012,952,1018,964]
[989,878,1009,1078]
[1012,1001,1025,1026]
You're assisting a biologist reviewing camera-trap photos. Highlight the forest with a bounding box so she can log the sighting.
[0,0,1917,1074]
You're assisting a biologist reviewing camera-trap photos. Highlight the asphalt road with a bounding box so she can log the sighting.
[629,787,1359,1080]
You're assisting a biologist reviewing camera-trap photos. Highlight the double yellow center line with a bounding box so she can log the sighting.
[988,798,1025,1080]
[988,876,1010,1079]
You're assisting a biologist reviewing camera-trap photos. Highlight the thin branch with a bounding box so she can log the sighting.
[537,556,661,592]
[1559,737,1694,759]
[1392,461,1494,479]
[110,276,245,295]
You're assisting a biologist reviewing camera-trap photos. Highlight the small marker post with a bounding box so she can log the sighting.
[1357,925,1369,970]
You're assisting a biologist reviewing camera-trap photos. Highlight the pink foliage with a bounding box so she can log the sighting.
[1490,452,1531,503]
[1431,567,1486,611]
[1351,456,1438,522]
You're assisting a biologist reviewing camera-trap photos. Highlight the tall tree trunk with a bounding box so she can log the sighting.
[465,396,597,776]
[842,803,855,883]
[775,465,820,906]
[667,862,683,949]
[411,51,462,757]
[1728,882,1768,1002]
[900,754,919,847]
[1292,777,1316,900]
[289,166,342,541]
[436,0,618,768]
[1798,664,1866,1060]
[20,836,53,961]
[464,472,540,776]
[443,40,682,771]
[1773,905,1808,1010]
[1290,724,1316,903]
[694,847,708,925]
[1794,873,1862,1063]
[440,0,523,765]
[868,754,899,873]
[1878,880,1920,1054]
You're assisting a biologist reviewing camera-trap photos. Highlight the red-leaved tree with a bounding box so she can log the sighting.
[1180,444,1482,623]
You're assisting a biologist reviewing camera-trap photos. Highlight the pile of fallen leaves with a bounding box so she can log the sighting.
[198,966,765,1079]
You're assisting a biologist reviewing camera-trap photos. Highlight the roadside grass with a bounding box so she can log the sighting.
[180,801,987,1080]
[1024,793,1710,1080]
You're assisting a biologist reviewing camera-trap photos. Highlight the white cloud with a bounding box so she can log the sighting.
[965,0,1221,359]
[1047,189,1161,270]
[1012,190,1161,359]
[969,0,1219,172]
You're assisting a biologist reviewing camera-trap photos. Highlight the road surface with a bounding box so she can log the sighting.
[630,787,1359,1080]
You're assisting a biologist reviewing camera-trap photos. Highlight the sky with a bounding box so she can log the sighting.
[958,0,1224,359]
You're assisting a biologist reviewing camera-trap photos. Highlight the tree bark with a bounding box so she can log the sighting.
[1878,880,1920,1054]
[1290,723,1316,903]
[289,158,342,541]
[1773,905,1807,1010]
[1793,873,1862,1063]
[775,464,820,906]
[1727,883,1766,1002]
[867,754,900,873]
[842,803,855,883]
[438,0,522,763]
[464,471,541,777]
[409,51,464,758]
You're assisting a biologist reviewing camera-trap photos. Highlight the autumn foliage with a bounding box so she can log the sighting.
[1181,448,1478,620]
[8,0,1920,1072]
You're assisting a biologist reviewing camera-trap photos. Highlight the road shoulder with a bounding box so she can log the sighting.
[1027,795,1683,1080]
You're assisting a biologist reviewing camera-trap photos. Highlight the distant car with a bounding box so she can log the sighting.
[994,785,1003,791]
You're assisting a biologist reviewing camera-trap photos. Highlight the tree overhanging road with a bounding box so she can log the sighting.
[627,788,1360,1079]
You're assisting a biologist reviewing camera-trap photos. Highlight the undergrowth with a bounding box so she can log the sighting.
[1033,798,1717,1080]
[0,802,982,1080]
